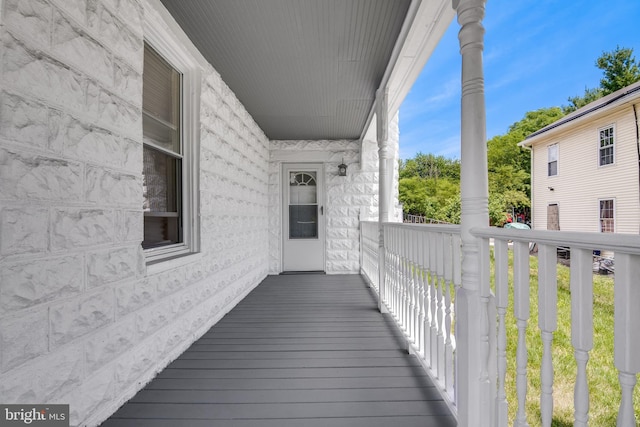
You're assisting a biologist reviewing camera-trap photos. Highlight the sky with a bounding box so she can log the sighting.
[399,0,640,160]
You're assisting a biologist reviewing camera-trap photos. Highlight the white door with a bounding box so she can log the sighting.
[282,164,325,271]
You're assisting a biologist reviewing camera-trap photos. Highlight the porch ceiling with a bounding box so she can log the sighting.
[159,0,452,141]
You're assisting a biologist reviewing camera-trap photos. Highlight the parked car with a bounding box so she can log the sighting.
[504,222,530,230]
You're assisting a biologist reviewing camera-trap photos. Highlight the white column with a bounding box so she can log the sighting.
[377,88,390,313]
[453,0,490,426]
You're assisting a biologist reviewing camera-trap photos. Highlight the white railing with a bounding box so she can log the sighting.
[360,221,640,426]
[360,221,380,293]
[472,227,640,427]
[360,221,461,412]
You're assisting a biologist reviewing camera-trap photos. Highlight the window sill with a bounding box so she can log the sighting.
[145,250,202,275]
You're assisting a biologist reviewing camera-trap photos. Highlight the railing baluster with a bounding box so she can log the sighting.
[514,241,531,427]
[410,230,420,352]
[389,226,397,316]
[613,253,640,427]
[384,225,391,311]
[429,232,438,372]
[443,233,454,399]
[436,232,445,384]
[398,228,403,319]
[417,230,426,358]
[478,236,492,425]
[381,225,387,304]
[404,229,410,341]
[538,244,557,427]
[413,231,421,349]
[452,233,461,405]
[424,232,433,367]
[389,226,395,314]
[398,230,407,333]
[494,238,509,427]
[407,228,416,345]
[570,248,593,427]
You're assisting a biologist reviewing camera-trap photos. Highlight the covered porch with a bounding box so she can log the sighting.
[1,0,639,426]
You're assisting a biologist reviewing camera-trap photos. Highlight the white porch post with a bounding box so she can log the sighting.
[453,0,491,426]
[377,88,390,313]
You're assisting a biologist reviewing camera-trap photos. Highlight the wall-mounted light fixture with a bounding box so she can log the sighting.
[338,158,347,176]
[548,186,554,191]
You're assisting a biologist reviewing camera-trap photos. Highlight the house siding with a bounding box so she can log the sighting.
[531,107,640,235]
[267,112,400,274]
[0,1,270,425]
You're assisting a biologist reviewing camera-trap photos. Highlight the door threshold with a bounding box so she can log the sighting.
[280,271,326,275]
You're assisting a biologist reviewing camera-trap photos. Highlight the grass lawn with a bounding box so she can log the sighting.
[496,251,640,426]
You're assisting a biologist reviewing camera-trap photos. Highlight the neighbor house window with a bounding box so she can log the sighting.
[599,125,615,166]
[599,199,615,233]
[547,144,558,176]
[142,38,199,263]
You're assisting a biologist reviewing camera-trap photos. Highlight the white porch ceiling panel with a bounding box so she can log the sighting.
[159,0,411,140]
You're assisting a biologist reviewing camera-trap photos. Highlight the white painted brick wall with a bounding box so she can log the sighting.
[0,1,270,426]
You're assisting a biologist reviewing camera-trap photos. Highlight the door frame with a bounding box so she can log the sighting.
[281,163,326,272]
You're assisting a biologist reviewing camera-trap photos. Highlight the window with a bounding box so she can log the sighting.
[599,199,614,233]
[547,144,558,176]
[143,43,182,250]
[142,36,199,263]
[599,125,615,166]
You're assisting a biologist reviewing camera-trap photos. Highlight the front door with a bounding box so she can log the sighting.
[282,164,325,271]
[547,204,560,230]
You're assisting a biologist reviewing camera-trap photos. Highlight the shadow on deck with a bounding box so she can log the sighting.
[102,274,456,427]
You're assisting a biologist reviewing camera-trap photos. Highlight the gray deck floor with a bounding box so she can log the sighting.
[102,274,456,427]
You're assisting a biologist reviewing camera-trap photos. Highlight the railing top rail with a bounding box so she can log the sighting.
[471,226,640,255]
[360,220,462,234]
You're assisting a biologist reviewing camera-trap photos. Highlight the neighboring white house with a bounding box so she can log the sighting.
[521,82,640,236]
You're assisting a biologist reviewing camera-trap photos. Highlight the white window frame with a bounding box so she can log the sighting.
[599,198,615,233]
[547,144,558,177]
[598,124,615,167]
[143,22,201,265]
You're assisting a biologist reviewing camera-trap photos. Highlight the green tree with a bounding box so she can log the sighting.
[597,45,640,95]
[564,46,640,113]
[507,107,566,138]
[437,194,460,224]
[399,153,460,181]
[398,176,432,216]
[564,87,603,113]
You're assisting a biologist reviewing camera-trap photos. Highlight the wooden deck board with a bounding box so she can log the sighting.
[128,387,445,404]
[101,274,456,427]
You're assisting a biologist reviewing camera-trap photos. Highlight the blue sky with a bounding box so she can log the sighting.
[399,0,640,160]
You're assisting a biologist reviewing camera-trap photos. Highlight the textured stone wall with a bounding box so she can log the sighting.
[0,1,269,425]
